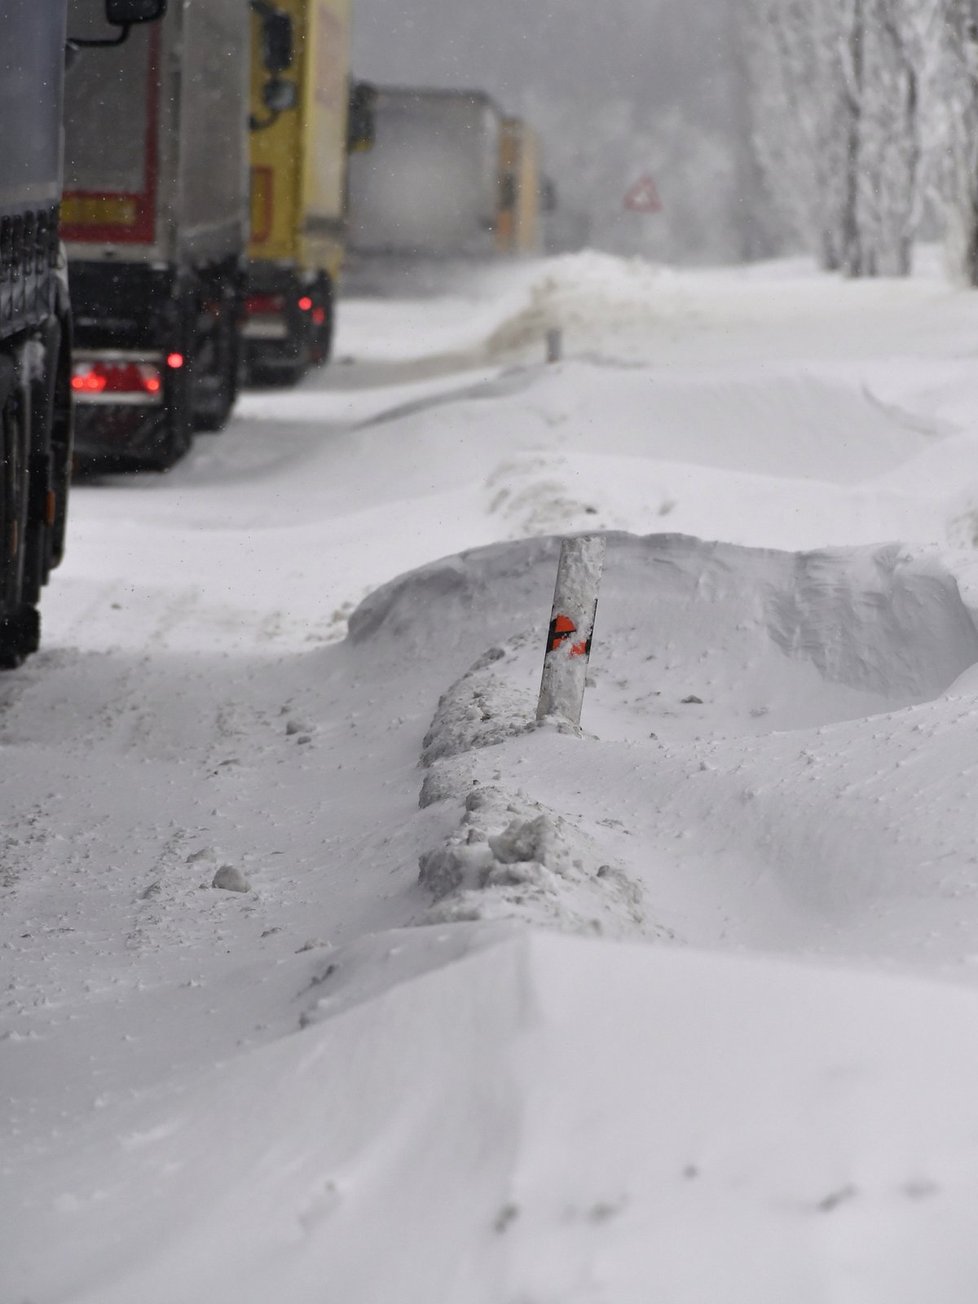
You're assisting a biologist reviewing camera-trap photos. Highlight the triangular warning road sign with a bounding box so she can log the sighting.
[624,175,663,214]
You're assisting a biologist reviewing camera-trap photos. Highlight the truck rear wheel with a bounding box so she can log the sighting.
[21,317,66,610]
[133,367,192,473]
[140,299,195,472]
[309,275,334,368]
[0,357,33,669]
[194,284,240,433]
[48,314,73,568]
[148,375,193,471]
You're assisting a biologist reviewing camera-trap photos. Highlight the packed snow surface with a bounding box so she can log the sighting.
[6,251,978,1300]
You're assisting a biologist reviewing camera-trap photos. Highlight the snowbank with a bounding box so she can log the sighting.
[12,932,978,1304]
[9,251,978,1302]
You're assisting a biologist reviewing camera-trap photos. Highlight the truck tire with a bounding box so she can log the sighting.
[0,357,32,669]
[194,284,240,433]
[141,298,196,471]
[309,275,334,368]
[136,380,192,472]
[148,373,193,471]
[21,317,64,610]
[48,311,73,569]
[0,608,39,670]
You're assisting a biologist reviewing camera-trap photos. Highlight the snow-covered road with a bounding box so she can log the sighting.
[6,251,978,1301]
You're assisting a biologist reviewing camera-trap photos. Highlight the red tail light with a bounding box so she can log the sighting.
[72,361,162,397]
[246,293,286,316]
[297,295,313,312]
[312,307,326,326]
[72,369,108,394]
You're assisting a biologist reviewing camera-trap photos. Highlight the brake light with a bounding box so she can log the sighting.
[246,293,285,316]
[312,307,326,326]
[167,352,185,369]
[297,295,313,312]
[71,361,163,396]
[72,369,107,394]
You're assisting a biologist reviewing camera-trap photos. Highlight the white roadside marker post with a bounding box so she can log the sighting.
[536,534,606,728]
[546,327,563,364]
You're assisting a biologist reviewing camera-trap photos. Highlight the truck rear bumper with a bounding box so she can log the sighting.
[71,345,177,464]
[73,402,172,467]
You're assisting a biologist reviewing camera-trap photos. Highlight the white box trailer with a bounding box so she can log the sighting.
[62,0,250,467]
[347,88,504,260]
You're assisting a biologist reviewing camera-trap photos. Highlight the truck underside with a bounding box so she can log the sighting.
[69,259,242,471]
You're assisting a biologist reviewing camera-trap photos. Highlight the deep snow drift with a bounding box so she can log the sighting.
[6,251,978,1301]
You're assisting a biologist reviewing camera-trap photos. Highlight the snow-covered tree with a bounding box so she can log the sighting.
[746,0,851,270]
[747,0,932,277]
[938,0,978,283]
[853,0,927,275]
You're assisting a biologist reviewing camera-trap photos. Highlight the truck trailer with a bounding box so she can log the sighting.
[0,0,164,665]
[244,0,367,385]
[62,0,251,469]
[346,87,504,262]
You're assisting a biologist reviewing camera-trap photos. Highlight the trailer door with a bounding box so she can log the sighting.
[62,0,158,247]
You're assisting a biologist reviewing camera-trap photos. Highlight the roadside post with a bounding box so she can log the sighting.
[546,327,563,364]
[536,535,606,728]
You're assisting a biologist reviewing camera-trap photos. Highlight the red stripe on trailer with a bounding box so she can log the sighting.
[61,25,162,245]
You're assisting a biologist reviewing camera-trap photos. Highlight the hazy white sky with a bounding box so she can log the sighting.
[350,0,735,126]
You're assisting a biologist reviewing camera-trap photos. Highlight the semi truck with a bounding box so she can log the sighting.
[0,0,165,666]
[244,0,372,385]
[346,88,548,274]
[62,0,254,469]
[346,88,505,263]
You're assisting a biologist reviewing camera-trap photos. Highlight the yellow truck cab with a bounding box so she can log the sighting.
[496,117,543,256]
[245,0,362,385]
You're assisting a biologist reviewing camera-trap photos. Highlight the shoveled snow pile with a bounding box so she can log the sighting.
[8,250,978,1301]
[407,532,978,754]
[362,533,978,966]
